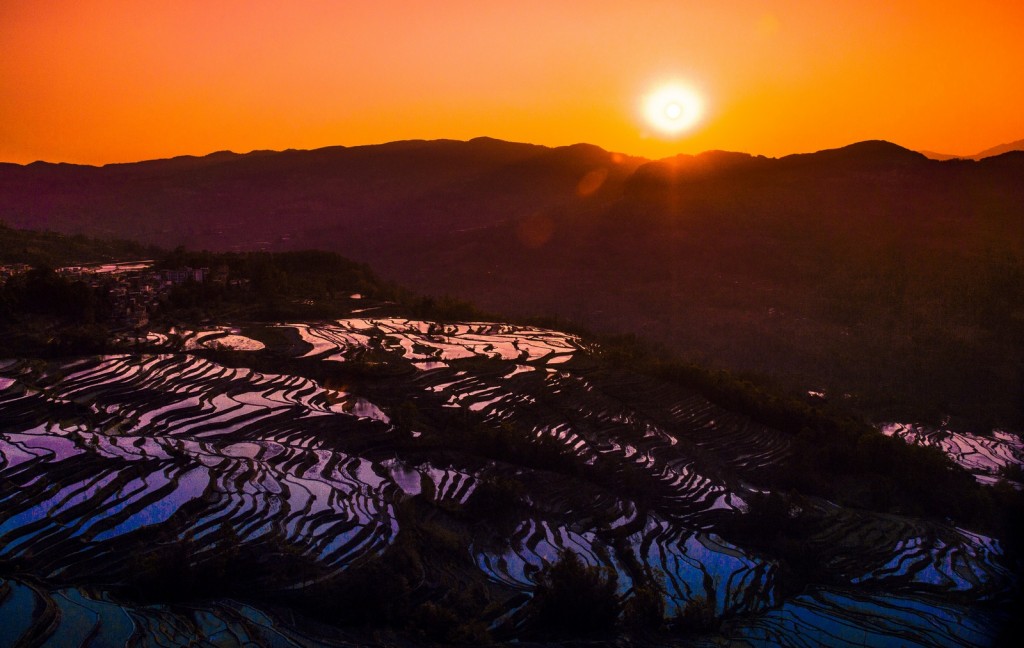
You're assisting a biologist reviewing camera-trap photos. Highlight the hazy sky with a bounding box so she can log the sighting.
[2,0,1022,164]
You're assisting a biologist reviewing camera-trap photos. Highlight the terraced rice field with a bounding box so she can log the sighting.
[880,422,1024,487]
[0,318,1016,645]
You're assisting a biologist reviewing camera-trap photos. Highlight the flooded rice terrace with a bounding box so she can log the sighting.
[0,317,1016,646]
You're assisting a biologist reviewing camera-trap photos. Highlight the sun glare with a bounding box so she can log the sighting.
[642,83,705,137]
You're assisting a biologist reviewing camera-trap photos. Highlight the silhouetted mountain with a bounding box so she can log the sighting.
[793,139,928,164]
[919,138,1024,160]
[919,150,960,161]
[973,138,1024,159]
[0,138,642,259]
[2,138,1022,427]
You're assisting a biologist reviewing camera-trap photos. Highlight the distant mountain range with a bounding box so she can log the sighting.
[2,137,1022,427]
[919,138,1024,160]
[0,138,645,261]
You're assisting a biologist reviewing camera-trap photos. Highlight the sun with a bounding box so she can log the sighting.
[642,83,705,137]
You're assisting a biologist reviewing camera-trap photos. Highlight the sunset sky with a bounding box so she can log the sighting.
[2,0,1022,165]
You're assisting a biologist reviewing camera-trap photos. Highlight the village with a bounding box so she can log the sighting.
[0,260,239,330]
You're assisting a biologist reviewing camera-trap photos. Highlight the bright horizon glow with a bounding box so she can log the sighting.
[1,1,1022,165]
[642,83,705,137]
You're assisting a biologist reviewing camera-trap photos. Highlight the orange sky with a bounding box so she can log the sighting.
[2,0,1022,165]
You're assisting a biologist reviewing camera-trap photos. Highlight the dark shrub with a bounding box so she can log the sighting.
[671,596,718,635]
[622,583,665,632]
[527,550,620,638]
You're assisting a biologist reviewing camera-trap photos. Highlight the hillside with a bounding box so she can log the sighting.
[0,222,158,267]
[0,233,1021,644]
[0,305,1019,645]
[2,139,1022,428]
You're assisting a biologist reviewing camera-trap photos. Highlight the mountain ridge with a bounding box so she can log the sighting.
[3,135,989,169]
[919,137,1024,161]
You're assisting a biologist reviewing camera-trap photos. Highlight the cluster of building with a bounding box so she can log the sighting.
[0,263,33,285]
[0,261,237,330]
